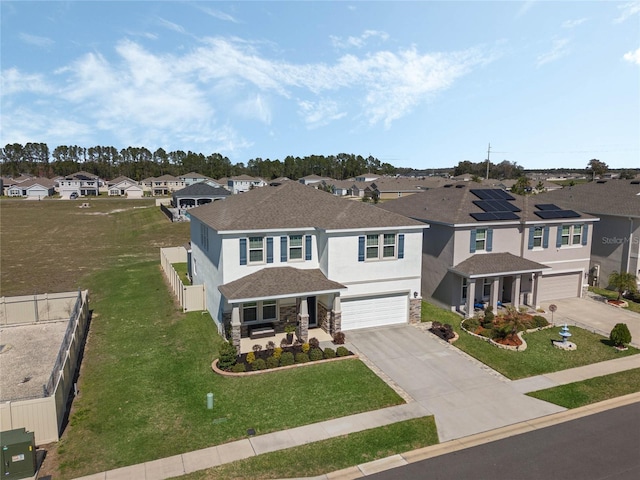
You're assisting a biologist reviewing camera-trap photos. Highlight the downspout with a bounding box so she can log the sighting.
[627,217,634,274]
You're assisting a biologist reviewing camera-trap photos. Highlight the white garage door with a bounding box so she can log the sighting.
[538,272,581,302]
[341,293,408,331]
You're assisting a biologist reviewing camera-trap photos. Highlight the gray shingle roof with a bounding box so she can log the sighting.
[190,181,425,231]
[173,183,231,197]
[378,186,596,225]
[451,253,550,278]
[219,267,346,301]
[534,180,640,218]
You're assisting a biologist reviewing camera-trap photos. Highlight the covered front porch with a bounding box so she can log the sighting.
[219,267,347,353]
[450,253,550,318]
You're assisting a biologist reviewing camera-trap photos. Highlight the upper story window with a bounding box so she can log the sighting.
[556,224,588,248]
[533,226,543,248]
[249,237,264,263]
[470,228,492,253]
[572,225,582,245]
[289,235,303,260]
[200,223,209,251]
[475,229,487,251]
[561,225,570,246]
[359,233,405,261]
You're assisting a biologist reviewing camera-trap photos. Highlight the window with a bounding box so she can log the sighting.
[242,302,257,322]
[200,223,209,250]
[572,225,582,245]
[462,278,468,300]
[383,234,396,258]
[561,226,570,246]
[249,237,264,263]
[263,301,277,320]
[476,229,487,251]
[533,226,543,248]
[483,278,492,297]
[366,234,379,259]
[289,235,303,260]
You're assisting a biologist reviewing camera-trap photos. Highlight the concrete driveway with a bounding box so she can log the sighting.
[346,325,564,442]
[544,294,640,348]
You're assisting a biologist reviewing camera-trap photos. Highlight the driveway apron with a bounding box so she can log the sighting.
[347,325,565,442]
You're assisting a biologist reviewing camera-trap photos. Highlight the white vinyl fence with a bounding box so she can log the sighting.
[160,246,205,312]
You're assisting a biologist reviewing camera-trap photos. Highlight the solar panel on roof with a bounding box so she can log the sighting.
[535,210,581,219]
[535,204,560,211]
[470,189,492,199]
[470,212,498,221]
[494,211,520,220]
[559,210,581,218]
[473,200,498,212]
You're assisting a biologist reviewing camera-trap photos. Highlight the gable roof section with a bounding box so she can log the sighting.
[378,186,596,226]
[190,181,425,231]
[450,253,550,278]
[173,183,231,197]
[534,180,640,218]
[219,267,346,302]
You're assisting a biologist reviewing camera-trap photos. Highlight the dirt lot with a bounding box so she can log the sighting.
[0,197,190,297]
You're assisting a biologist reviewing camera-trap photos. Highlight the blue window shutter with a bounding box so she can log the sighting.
[398,234,405,259]
[486,229,493,252]
[280,236,287,262]
[528,227,535,250]
[543,226,550,248]
[470,229,477,253]
[266,237,273,263]
[358,236,365,262]
[305,235,312,260]
[581,224,588,246]
[556,225,563,248]
[239,238,247,265]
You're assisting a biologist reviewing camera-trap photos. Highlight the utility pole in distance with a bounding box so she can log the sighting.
[485,143,491,179]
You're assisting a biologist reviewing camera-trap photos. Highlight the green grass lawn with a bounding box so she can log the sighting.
[588,286,640,314]
[50,260,404,479]
[177,417,439,480]
[527,368,640,408]
[172,261,191,284]
[421,302,639,380]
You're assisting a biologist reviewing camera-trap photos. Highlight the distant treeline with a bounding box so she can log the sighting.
[0,143,397,181]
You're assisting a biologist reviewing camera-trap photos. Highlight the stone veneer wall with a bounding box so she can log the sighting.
[409,297,422,324]
[279,305,297,333]
[317,302,329,332]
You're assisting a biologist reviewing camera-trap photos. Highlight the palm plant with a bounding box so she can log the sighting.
[608,271,638,300]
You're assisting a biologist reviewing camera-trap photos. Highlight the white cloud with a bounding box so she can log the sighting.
[536,38,571,67]
[297,99,347,129]
[19,33,54,48]
[0,68,53,96]
[623,47,640,65]
[562,18,587,29]
[196,5,238,23]
[156,17,187,34]
[614,1,640,23]
[235,94,272,124]
[330,30,390,49]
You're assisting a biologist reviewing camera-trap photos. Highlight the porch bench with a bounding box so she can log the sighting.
[249,324,275,340]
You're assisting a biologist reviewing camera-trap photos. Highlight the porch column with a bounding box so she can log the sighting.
[332,295,342,334]
[512,275,521,310]
[490,278,500,312]
[531,273,540,310]
[466,279,476,318]
[231,304,241,353]
[298,298,309,343]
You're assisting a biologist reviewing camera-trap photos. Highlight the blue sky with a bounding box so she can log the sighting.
[1,1,639,170]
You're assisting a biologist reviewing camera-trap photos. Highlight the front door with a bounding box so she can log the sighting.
[307,296,317,327]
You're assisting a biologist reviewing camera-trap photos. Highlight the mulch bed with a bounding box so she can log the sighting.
[234,344,353,370]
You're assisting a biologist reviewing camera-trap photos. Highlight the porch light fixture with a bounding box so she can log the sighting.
[413,291,418,298]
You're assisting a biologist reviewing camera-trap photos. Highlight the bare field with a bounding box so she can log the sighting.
[0,197,190,296]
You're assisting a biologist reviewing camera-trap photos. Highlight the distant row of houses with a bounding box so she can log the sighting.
[2,171,564,200]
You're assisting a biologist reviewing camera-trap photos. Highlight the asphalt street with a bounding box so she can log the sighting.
[367,402,640,480]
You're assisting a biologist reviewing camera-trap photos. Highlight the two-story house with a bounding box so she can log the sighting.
[226,175,267,194]
[56,171,102,198]
[379,185,598,317]
[188,181,425,351]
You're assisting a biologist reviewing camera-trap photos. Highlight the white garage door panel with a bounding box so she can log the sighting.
[538,273,581,302]
[341,293,408,331]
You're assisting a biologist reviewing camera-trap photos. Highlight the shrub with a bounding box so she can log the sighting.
[336,346,350,357]
[265,341,276,352]
[266,355,279,369]
[231,363,246,373]
[323,347,336,359]
[252,344,262,353]
[273,347,283,359]
[518,306,529,314]
[295,352,310,363]
[301,342,310,353]
[309,348,323,361]
[246,351,255,364]
[280,337,290,348]
[333,331,346,344]
[309,337,320,349]
[279,351,295,366]
[217,341,238,370]
[532,315,549,328]
[483,306,494,325]
[463,318,480,331]
[610,323,632,347]
[252,358,266,371]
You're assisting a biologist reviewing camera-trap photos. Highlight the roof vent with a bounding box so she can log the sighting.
[443,184,453,188]
[631,180,640,185]
[455,184,465,188]
[596,180,607,184]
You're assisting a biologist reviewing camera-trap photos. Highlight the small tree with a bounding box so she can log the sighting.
[217,341,238,370]
[610,323,632,348]
[608,271,638,300]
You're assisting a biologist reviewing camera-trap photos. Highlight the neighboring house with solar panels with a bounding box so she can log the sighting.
[379,185,598,317]
[187,181,425,351]
[534,179,640,291]
[56,171,102,198]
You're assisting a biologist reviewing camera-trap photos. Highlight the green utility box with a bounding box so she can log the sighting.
[1,428,37,479]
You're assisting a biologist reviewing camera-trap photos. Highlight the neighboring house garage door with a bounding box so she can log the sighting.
[341,293,408,331]
[538,272,581,302]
